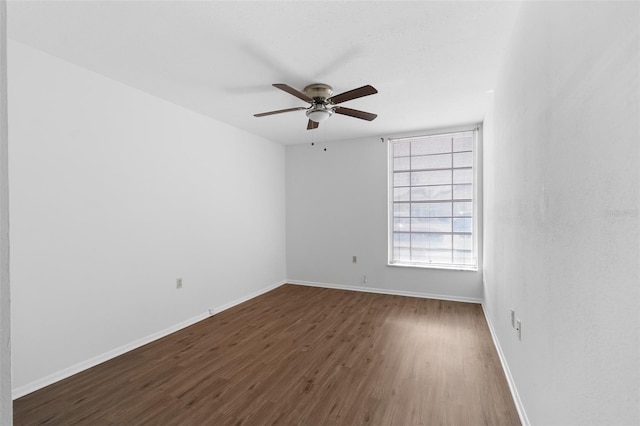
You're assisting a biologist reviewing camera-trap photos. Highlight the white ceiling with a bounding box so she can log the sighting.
[7,1,521,145]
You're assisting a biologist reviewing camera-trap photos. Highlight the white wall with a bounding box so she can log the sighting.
[483,2,639,425]
[0,0,12,423]
[286,134,482,302]
[8,41,286,394]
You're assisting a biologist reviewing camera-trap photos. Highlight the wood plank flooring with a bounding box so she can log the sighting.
[14,284,520,425]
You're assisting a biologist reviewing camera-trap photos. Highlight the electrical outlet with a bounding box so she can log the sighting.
[352,256,357,263]
[516,319,521,340]
[176,278,182,289]
[363,275,368,283]
[511,309,515,328]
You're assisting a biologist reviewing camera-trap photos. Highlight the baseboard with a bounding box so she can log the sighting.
[481,303,530,426]
[12,280,287,400]
[209,280,286,315]
[287,279,483,304]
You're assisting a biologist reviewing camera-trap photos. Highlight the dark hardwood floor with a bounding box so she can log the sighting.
[14,284,520,425]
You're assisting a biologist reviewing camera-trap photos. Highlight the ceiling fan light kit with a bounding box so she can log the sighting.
[306,105,333,123]
[254,82,378,130]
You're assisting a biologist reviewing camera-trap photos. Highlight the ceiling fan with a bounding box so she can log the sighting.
[254,83,378,130]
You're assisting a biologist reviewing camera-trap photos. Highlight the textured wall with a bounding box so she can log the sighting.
[9,41,286,394]
[483,2,640,424]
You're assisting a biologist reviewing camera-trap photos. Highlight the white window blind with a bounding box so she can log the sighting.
[389,128,477,269]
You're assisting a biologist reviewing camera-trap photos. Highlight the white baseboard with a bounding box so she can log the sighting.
[481,303,530,426]
[12,280,287,400]
[287,279,483,304]
[210,280,286,315]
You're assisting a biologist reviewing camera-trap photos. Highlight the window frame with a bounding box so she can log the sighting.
[387,125,481,271]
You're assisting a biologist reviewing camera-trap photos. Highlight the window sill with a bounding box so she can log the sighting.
[387,262,478,272]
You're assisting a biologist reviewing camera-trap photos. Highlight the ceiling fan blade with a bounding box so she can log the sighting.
[307,119,319,130]
[273,84,313,103]
[254,107,306,117]
[334,107,377,121]
[328,85,378,104]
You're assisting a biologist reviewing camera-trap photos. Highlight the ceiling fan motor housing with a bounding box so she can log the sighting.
[303,84,333,102]
[304,84,335,122]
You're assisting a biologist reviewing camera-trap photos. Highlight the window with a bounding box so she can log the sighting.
[389,128,478,270]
